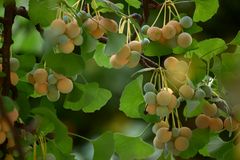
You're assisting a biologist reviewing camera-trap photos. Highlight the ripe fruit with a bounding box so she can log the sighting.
[91,27,105,39]
[110,55,124,69]
[65,20,80,39]
[126,51,141,68]
[147,27,162,41]
[179,84,194,99]
[203,103,218,117]
[152,121,170,133]
[34,83,48,95]
[141,25,150,34]
[83,18,98,32]
[164,56,179,71]
[168,20,182,33]
[162,24,176,39]
[168,94,177,112]
[50,19,66,36]
[73,34,84,46]
[129,41,142,52]
[195,114,210,129]
[224,117,239,132]
[57,78,73,94]
[143,82,156,93]
[99,18,118,33]
[0,131,6,144]
[144,92,157,105]
[10,58,20,72]
[156,106,169,118]
[153,137,164,149]
[146,104,156,115]
[177,32,192,48]
[177,60,189,73]
[116,45,131,62]
[179,127,192,139]
[174,136,189,151]
[7,108,19,123]
[33,69,48,83]
[1,120,10,132]
[156,90,172,106]
[209,117,223,132]
[180,16,193,29]
[156,128,172,143]
[10,72,19,86]
[59,40,75,54]
[47,85,60,102]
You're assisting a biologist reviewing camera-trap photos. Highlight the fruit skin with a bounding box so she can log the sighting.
[109,55,124,69]
[209,117,223,132]
[156,106,169,118]
[83,18,98,32]
[144,92,157,105]
[47,85,60,102]
[50,19,66,36]
[172,128,180,138]
[174,136,189,151]
[164,56,179,71]
[147,27,162,41]
[152,121,169,134]
[57,78,73,94]
[177,32,192,48]
[156,127,172,143]
[34,83,48,95]
[179,127,192,139]
[10,57,20,72]
[195,114,210,129]
[129,41,142,52]
[59,40,75,54]
[203,103,218,117]
[141,38,150,46]
[180,16,193,29]
[177,60,189,73]
[10,72,19,86]
[33,68,48,83]
[168,20,182,33]
[153,137,164,149]
[141,25,150,34]
[0,131,6,144]
[126,51,141,68]
[91,27,105,39]
[99,18,118,33]
[48,74,58,85]
[179,84,194,99]
[146,104,156,115]
[65,20,80,39]
[224,117,239,132]
[73,34,84,46]
[162,24,176,40]
[168,94,177,112]
[156,90,172,106]
[143,82,156,93]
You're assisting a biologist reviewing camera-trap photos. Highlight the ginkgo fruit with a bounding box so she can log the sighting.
[164,56,179,71]
[179,84,194,99]
[147,27,162,41]
[203,103,218,117]
[156,127,172,143]
[99,18,118,33]
[209,117,223,132]
[50,19,66,36]
[47,85,60,102]
[10,57,20,72]
[180,16,193,29]
[7,108,19,123]
[57,34,69,45]
[141,38,150,46]
[174,136,189,151]
[110,55,124,69]
[146,104,156,115]
[179,127,192,139]
[177,32,192,48]
[172,128,180,138]
[91,27,105,39]
[144,92,157,105]
[59,40,75,54]
[129,41,142,52]
[65,20,80,39]
[1,120,10,132]
[83,18,98,32]
[126,51,140,68]
[0,131,6,144]
[168,20,182,33]
[156,106,170,118]
[152,121,170,134]
[168,94,177,112]
[141,25,150,34]
[153,137,164,149]
[10,72,19,86]
[57,78,73,94]
[156,90,172,106]
[73,34,84,46]
[195,114,210,129]
[116,45,131,62]
[143,82,156,93]
[162,24,176,39]
[33,68,48,83]
[224,117,239,132]
[34,83,48,95]
[177,60,189,73]
[48,74,58,85]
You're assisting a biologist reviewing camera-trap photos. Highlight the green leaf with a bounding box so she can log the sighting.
[144,42,172,57]
[230,31,240,45]
[193,0,219,22]
[183,99,206,118]
[120,75,144,118]
[94,43,112,68]
[188,54,206,85]
[179,129,210,159]
[184,23,203,34]
[45,53,85,77]
[64,83,112,112]
[2,96,15,112]
[104,32,126,56]
[92,132,114,160]
[81,31,98,55]
[173,39,198,55]
[29,0,58,27]
[186,38,227,61]
[124,0,141,9]
[114,133,154,160]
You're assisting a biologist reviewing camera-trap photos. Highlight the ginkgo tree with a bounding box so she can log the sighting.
[0,0,240,160]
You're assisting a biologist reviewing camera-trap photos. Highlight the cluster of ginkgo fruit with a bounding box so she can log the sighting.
[48,17,83,54]
[110,41,142,69]
[142,16,193,48]
[0,57,20,86]
[0,108,19,160]
[27,68,73,102]
[152,121,192,155]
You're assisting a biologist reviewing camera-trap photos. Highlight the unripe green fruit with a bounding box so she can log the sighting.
[180,16,193,29]
[203,103,218,117]
[57,78,73,94]
[50,19,66,36]
[46,153,56,160]
[174,136,189,151]
[10,58,20,72]
[141,38,150,46]
[57,34,69,45]
[126,51,141,68]
[200,85,212,98]
[168,20,182,33]
[33,68,48,83]
[179,127,192,139]
[59,40,75,54]
[48,74,58,85]
[164,56,179,71]
[179,84,194,99]
[156,127,172,143]
[224,117,239,132]
[162,24,176,39]
[209,117,223,132]
[177,32,192,48]
[63,15,69,23]
[73,34,84,46]
[157,90,172,106]
[143,82,156,93]
[129,41,142,52]
[156,106,169,118]
[172,128,180,138]
[147,27,162,41]
[194,88,206,99]
[141,25,150,34]
[77,11,91,22]
[195,114,210,129]
[144,92,157,105]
